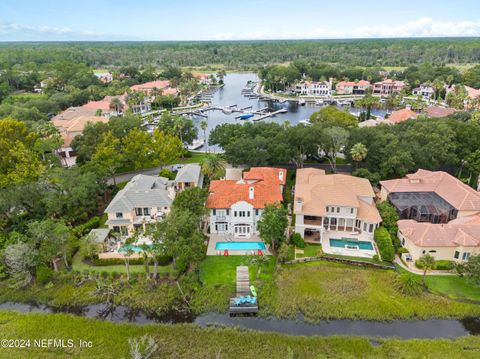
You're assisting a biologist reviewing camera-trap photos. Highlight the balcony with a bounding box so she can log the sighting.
[304,216,323,226]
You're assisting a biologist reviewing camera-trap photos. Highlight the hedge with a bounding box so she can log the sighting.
[90,255,173,267]
[71,216,101,238]
[374,226,395,262]
[415,259,454,271]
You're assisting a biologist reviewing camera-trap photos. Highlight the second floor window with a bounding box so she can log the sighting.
[135,208,142,216]
[116,212,123,218]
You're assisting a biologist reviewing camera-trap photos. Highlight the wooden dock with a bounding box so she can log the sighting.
[229,266,259,315]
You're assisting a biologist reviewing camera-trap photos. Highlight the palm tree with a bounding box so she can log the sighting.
[355,92,380,121]
[350,143,368,170]
[201,155,227,181]
[200,120,208,152]
[418,254,436,287]
[110,98,123,115]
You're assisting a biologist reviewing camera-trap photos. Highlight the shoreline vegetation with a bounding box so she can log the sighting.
[0,310,479,358]
[1,259,479,322]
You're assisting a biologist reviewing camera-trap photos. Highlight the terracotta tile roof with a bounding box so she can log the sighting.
[380,169,480,212]
[357,80,371,86]
[130,80,171,91]
[388,108,418,123]
[294,168,381,223]
[243,167,286,185]
[465,86,480,99]
[81,95,127,111]
[206,167,286,209]
[398,215,480,247]
[51,116,109,147]
[425,106,456,118]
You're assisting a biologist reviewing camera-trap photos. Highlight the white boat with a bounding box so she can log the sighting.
[222,107,233,115]
[187,139,205,150]
[315,99,324,105]
[299,119,311,126]
[298,99,306,106]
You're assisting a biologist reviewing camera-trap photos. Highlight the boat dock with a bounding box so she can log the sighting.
[252,108,288,121]
[229,266,258,315]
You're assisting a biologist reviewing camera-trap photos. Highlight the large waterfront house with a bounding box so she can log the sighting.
[293,168,381,257]
[412,84,435,100]
[294,80,332,96]
[104,174,175,236]
[386,108,418,124]
[372,79,406,96]
[174,163,204,191]
[130,80,178,96]
[206,167,286,238]
[380,169,480,224]
[335,80,371,95]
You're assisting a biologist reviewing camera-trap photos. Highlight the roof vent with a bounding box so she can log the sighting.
[249,186,254,199]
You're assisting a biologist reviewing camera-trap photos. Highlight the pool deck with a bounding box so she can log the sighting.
[307,230,377,259]
[207,234,270,256]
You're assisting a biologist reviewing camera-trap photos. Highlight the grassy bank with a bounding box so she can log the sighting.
[262,261,480,321]
[0,311,479,358]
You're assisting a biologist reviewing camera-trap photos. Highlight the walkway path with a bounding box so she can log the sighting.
[394,256,454,276]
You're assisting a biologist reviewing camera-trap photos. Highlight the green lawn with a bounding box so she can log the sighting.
[2,311,480,359]
[296,243,322,258]
[397,266,480,302]
[262,261,480,321]
[199,256,274,286]
[175,152,214,165]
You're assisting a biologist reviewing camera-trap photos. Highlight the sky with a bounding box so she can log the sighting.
[0,0,480,41]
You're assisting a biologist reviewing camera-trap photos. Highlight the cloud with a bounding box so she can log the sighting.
[210,17,480,40]
[0,20,138,41]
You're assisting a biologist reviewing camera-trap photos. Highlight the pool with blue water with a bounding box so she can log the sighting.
[215,242,266,251]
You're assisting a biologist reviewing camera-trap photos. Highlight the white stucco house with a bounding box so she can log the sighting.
[206,167,286,238]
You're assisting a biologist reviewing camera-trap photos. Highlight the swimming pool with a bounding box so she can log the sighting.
[329,238,374,251]
[119,244,151,253]
[215,242,266,251]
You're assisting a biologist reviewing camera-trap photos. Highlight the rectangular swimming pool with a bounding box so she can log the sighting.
[329,238,374,251]
[215,242,266,251]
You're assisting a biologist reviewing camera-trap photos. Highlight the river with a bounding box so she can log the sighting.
[1,302,478,339]
[192,73,389,151]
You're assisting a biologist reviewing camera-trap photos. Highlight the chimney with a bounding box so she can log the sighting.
[295,197,303,212]
[279,170,284,182]
[249,186,254,200]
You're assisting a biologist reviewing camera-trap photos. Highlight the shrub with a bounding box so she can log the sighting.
[71,216,101,238]
[277,244,294,263]
[372,254,380,262]
[36,265,54,285]
[374,227,395,262]
[90,257,144,266]
[158,169,176,180]
[394,273,423,296]
[397,247,409,254]
[435,260,454,271]
[290,233,306,248]
[156,255,173,266]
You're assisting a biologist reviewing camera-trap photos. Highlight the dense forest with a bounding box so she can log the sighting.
[1,38,480,68]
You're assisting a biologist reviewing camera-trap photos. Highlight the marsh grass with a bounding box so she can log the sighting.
[0,311,479,358]
[267,261,480,321]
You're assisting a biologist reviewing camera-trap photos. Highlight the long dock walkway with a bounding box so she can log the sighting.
[229,266,258,315]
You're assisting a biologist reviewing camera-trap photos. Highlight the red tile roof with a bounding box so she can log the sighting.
[388,108,418,123]
[381,169,480,212]
[206,167,286,209]
[425,106,456,118]
[130,80,171,91]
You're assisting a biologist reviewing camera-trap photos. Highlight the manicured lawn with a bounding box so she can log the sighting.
[1,311,480,358]
[262,261,480,321]
[296,244,322,258]
[199,255,274,286]
[397,266,480,302]
[175,152,214,165]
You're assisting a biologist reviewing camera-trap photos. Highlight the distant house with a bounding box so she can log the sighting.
[373,79,406,96]
[174,163,204,190]
[94,72,113,83]
[336,80,371,95]
[397,214,480,262]
[192,73,211,84]
[412,84,435,99]
[425,106,456,118]
[104,175,175,236]
[380,169,480,224]
[206,167,286,238]
[51,115,109,165]
[386,108,418,124]
[130,80,178,96]
[52,94,127,121]
[295,80,332,96]
[293,169,381,253]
